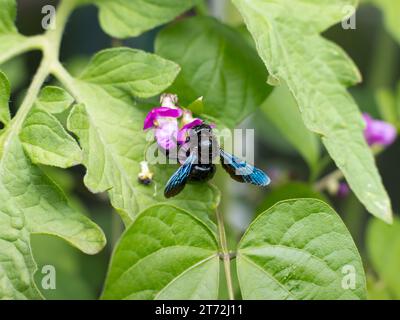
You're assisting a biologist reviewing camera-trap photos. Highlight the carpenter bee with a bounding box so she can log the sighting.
[164,123,270,198]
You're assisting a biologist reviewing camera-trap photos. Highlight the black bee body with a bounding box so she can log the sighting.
[189,163,216,182]
[184,124,217,182]
[164,123,270,198]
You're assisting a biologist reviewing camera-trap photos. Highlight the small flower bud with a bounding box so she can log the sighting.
[138,161,154,185]
[160,93,178,108]
[326,178,340,196]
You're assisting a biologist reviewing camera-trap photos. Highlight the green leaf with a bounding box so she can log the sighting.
[0,0,17,33]
[261,85,320,170]
[0,0,36,65]
[367,217,400,298]
[366,0,400,44]
[0,72,105,299]
[65,48,219,225]
[155,16,272,128]
[20,109,82,168]
[102,205,219,300]
[79,0,198,39]
[256,182,328,214]
[80,48,181,99]
[186,96,204,115]
[237,199,366,300]
[19,85,81,168]
[0,70,11,125]
[0,135,106,299]
[233,0,392,223]
[36,86,74,114]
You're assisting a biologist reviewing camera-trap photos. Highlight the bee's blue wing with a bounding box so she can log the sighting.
[164,153,197,198]
[220,149,270,186]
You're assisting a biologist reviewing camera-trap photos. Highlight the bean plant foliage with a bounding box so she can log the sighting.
[2,0,395,300]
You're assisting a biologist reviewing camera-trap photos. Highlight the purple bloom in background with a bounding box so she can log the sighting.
[337,182,350,198]
[363,113,397,146]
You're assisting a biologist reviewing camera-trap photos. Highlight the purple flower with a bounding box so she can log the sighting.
[143,107,182,130]
[337,182,350,198]
[154,117,179,150]
[177,119,203,144]
[143,94,183,150]
[363,113,397,146]
[143,94,215,151]
[143,107,182,150]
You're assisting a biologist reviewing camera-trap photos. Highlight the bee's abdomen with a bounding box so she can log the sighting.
[189,164,216,182]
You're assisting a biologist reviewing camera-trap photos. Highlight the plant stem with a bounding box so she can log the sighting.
[10,58,50,134]
[216,207,234,300]
[2,0,78,150]
[0,35,45,65]
[314,168,344,192]
[50,60,80,100]
[46,0,78,53]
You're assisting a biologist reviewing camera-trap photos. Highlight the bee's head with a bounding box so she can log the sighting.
[185,123,212,142]
[191,123,212,134]
[182,123,219,163]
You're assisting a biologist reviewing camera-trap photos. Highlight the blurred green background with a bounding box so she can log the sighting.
[3,0,400,299]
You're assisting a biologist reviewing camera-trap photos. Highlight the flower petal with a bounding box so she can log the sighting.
[155,117,179,150]
[158,107,183,118]
[177,118,203,144]
[143,107,183,129]
[363,113,397,146]
[337,182,350,198]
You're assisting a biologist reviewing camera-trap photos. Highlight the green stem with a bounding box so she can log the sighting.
[0,35,45,65]
[2,0,78,149]
[50,60,80,100]
[0,56,51,158]
[45,0,78,52]
[9,58,51,135]
[216,207,234,300]
[0,0,79,180]
[314,168,344,192]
